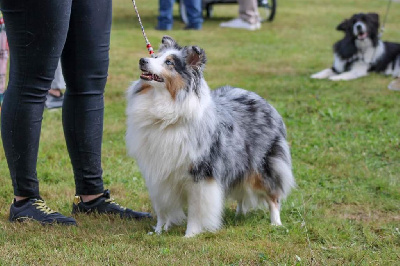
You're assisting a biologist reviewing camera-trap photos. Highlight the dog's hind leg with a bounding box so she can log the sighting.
[266,196,282,226]
[185,179,224,237]
[164,208,186,232]
[329,63,368,81]
[262,138,295,225]
[236,200,243,215]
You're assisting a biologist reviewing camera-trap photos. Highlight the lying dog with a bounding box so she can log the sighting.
[311,13,400,81]
[126,36,295,237]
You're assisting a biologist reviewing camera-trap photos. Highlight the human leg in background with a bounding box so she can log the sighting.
[0,14,7,111]
[46,60,66,109]
[157,0,174,30]
[182,0,203,30]
[238,0,260,25]
[220,0,261,30]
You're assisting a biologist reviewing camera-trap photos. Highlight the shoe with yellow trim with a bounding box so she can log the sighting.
[9,198,77,225]
[71,189,152,220]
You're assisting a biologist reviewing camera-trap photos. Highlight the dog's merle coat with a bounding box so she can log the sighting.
[312,13,400,80]
[126,36,295,237]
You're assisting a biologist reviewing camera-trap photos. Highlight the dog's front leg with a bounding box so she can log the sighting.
[311,68,336,79]
[154,213,166,234]
[329,63,368,81]
[185,179,224,237]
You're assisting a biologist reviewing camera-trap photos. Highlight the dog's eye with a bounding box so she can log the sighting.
[165,60,174,66]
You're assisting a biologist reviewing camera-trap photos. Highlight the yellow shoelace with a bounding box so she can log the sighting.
[105,198,127,211]
[33,200,56,215]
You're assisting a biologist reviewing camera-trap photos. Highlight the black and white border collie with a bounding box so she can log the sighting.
[311,13,400,81]
[126,36,295,237]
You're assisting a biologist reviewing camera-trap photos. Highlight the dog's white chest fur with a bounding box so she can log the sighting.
[355,39,384,64]
[126,80,214,182]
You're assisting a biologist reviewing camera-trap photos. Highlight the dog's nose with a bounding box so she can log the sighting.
[356,24,362,31]
[139,58,148,65]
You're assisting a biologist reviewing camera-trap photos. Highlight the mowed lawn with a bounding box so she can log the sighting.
[0,0,399,264]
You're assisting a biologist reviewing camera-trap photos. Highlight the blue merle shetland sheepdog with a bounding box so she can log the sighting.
[311,13,400,81]
[126,36,295,237]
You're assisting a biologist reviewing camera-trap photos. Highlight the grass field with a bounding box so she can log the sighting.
[1,0,400,264]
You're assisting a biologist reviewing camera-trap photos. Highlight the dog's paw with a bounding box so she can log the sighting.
[184,231,200,238]
[329,75,345,81]
[154,225,163,235]
[311,69,335,79]
[163,221,174,232]
[185,227,203,238]
[310,73,326,79]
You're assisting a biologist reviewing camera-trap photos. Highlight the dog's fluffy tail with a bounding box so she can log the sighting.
[264,138,296,199]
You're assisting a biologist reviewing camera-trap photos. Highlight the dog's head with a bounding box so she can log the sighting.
[138,36,207,99]
[336,13,380,44]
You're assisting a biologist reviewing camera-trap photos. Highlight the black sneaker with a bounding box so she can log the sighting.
[71,189,152,220]
[9,198,77,225]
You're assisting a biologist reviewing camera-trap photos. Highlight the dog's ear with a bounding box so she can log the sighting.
[159,35,181,51]
[183,46,207,69]
[336,19,350,31]
[367,13,380,28]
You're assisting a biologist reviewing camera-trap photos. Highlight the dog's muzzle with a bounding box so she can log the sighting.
[139,58,164,82]
[353,22,368,40]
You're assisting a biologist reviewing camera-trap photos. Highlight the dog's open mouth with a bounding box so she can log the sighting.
[140,71,164,82]
[357,32,368,40]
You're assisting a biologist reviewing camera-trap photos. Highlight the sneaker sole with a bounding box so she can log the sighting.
[10,216,77,226]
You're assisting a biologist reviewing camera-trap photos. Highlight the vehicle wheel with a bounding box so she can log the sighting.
[258,0,276,22]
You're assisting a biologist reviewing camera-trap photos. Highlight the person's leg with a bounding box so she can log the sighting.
[238,0,259,25]
[1,0,76,225]
[182,0,203,29]
[220,0,260,30]
[61,0,112,199]
[63,0,151,219]
[0,0,71,198]
[157,0,174,30]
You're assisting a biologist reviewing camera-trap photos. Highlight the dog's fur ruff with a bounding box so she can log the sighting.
[311,13,400,81]
[126,36,295,237]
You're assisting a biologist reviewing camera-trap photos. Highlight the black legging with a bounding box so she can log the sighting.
[0,0,112,197]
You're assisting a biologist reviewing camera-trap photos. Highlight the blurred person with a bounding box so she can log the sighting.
[157,0,203,30]
[220,0,261,31]
[0,13,8,112]
[45,60,65,109]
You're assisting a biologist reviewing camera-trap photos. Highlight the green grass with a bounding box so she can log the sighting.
[1,0,400,264]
